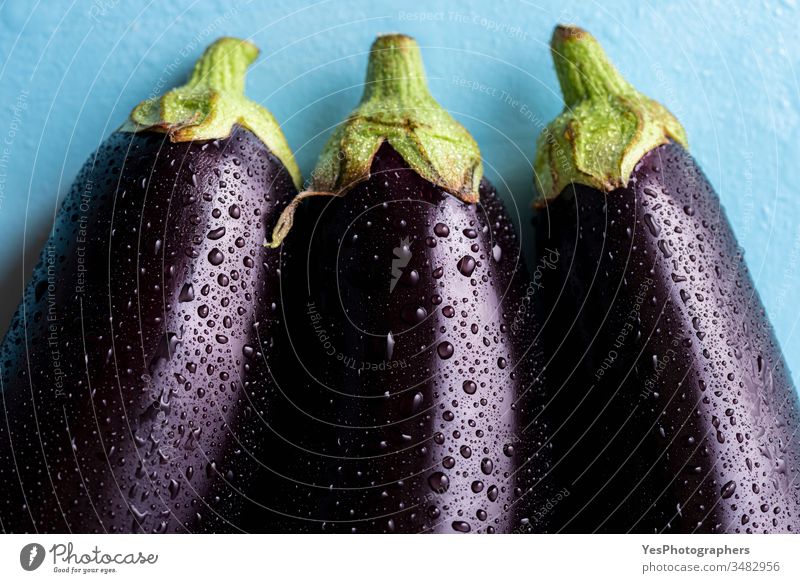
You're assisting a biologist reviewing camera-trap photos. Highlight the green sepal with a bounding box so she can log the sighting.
[120,37,302,190]
[534,25,687,204]
[312,33,482,202]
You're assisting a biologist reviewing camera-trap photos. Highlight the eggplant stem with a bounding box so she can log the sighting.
[310,34,482,203]
[121,37,302,190]
[533,24,687,204]
[551,25,633,109]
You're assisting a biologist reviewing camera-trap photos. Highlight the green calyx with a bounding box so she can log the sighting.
[120,37,301,190]
[313,33,482,201]
[534,25,687,204]
[267,33,483,248]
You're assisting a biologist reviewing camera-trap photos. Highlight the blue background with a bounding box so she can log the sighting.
[0,0,798,387]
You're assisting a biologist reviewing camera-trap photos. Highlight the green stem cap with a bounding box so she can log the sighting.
[268,33,483,248]
[121,37,301,189]
[311,33,482,201]
[533,25,687,204]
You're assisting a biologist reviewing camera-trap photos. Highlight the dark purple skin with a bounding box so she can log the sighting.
[0,125,299,533]
[271,143,551,533]
[534,141,800,533]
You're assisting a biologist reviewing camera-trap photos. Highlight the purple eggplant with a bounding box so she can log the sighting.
[532,26,800,533]
[0,38,303,533]
[267,34,551,533]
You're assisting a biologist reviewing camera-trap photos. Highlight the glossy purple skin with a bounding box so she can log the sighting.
[534,141,800,533]
[273,143,551,533]
[0,126,298,533]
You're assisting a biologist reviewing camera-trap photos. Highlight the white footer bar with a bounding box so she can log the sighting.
[1,534,797,581]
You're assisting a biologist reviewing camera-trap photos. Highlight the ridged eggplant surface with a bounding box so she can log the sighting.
[272,143,551,533]
[535,142,800,533]
[0,126,297,533]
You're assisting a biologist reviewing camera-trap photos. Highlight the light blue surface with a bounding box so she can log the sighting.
[0,0,798,386]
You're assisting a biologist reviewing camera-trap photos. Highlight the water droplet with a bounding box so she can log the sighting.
[434,223,450,237]
[178,283,194,302]
[428,472,450,493]
[721,480,736,499]
[643,213,661,237]
[437,341,454,360]
[208,248,224,266]
[457,255,476,277]
[403,269,420,287]
[411,392,424,412]
[492,244,502,262]
[130,504,149,522]
[386,332,395,360]
[207,226,226,240]
[401,305,427,324]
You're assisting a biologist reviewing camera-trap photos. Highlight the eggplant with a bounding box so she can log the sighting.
[267,34,550,533]
[0,38,303,533]
[533,26,800,533]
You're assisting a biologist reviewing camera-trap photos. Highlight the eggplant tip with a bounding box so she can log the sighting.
[552,24,590,44]
[209,36,260,58]
[372,33,417,48]
[375,32,414,39]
